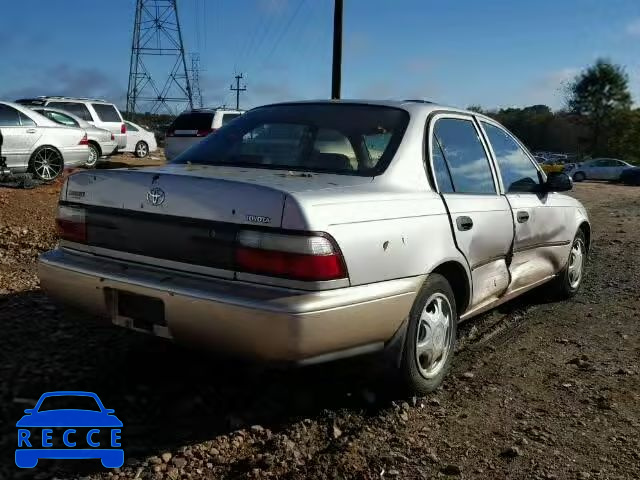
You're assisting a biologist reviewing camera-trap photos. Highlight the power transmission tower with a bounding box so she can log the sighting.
[230,74,247,110]
[190,53,204,108]
[126,0,193,115]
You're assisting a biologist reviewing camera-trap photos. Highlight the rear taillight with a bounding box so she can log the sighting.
[196,128,216,137]
[121,123,127,134]
[235,230,347,281]
[78,134,89,146]
[111,133,115,141]
[56,205,86,243]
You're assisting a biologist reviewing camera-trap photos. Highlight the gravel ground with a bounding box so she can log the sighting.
[0,156,638,480]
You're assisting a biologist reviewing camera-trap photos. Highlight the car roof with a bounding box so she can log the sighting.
[249,99,485,119]
[181,108,244,115]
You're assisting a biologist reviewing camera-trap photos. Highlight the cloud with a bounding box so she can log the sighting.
[522,68,579,108]
[1,64,125,107]
[625,18,640,36]
[405,59,433,74]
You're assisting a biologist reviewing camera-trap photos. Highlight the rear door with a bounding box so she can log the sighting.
[480,120,572,290]
[428,114,514,311]
[0,104,42,169]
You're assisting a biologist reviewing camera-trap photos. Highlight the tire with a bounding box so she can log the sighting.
[29,146,64,182]
[86,143,100,168]
[573,172,586,182]
[547,230,587,299]
[400,274,457,394]
[135,141,149,158]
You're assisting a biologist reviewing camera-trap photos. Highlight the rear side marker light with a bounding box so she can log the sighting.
[121,123,127,134]
[56,205,86,243]
[78,134,89,146]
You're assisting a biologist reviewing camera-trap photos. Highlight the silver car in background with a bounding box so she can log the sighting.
[0,101,89,180]
[30,107,117,168]
[39,100,590,394]
[566,157,634,181]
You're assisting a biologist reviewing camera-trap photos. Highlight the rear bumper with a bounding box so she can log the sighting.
[99,140,118,157]
[114,133,127,149]
[38,248,421,362]
[61,146,89,167]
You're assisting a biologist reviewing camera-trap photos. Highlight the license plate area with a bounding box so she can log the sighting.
[110,290,171,338]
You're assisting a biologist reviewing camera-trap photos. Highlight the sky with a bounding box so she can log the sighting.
[0,0,638,113]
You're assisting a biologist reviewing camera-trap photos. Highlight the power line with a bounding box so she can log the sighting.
[259,0,307,69]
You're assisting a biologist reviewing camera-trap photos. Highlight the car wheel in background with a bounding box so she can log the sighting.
[86,143,100,168]
[29,146,64,182]
[400,273,457,394]
[573,172,586,182]
[135,141,149,158]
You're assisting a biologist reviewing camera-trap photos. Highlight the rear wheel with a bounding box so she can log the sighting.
[135,141,149,158]
[400,274,457,394]
[573,171,586,182]
[30,146,64,181]
[86,143,100,168]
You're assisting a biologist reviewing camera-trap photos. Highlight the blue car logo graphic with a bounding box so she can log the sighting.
[16,391,123,469]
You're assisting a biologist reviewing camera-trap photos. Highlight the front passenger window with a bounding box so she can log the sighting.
[482,122,541,193]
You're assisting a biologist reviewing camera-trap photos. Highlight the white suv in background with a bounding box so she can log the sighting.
[16,97,128,151]
[165,108,243,161]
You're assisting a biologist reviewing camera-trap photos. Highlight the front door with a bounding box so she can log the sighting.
[480,120,573,291]
[429,115,514,311]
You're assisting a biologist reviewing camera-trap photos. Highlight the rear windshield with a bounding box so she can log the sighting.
[170,112,214,131]
[172,104,409,176]
[221,113,241,125]
[92,103,122,122]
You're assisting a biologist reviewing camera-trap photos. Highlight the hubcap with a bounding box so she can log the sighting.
[415,293,453,378]
[137,143,147,156]
[568,239,584,288]
[33,148,63,180]
[87,146,98,165]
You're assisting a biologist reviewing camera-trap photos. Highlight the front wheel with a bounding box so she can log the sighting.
[30,146,64,182]
[135,141,149,158]
[547,230,586,299]
[400,274,457,394]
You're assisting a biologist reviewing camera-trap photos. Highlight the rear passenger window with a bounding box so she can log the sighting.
[482,122,540,193]
[171,112,214,131]
[91,104,122,123]
[431,134,454,193]
[19,112,36,127]
[49,102,92,122]
[0,104,21,126]
[433,118,496,194]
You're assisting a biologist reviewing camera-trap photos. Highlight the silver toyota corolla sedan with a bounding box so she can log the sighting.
[38,100,590,393]
[0,101,89,180]
[30,107,118,168]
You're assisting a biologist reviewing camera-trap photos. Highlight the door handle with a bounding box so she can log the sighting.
[456,216,473,231]
[517,211,530,223]
[26,129,37,134]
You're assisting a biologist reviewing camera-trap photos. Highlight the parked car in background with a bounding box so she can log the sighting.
[620,166,640,185]
[0,101,88,180]
[565,158,634,181]
[122,121,157,158]
[16,97,127,151]
[39,100,590,394]
[539,158,565,174]
[165,108,243,160]
[30,107,117,168]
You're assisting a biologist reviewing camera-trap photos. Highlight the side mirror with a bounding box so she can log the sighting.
[545,172,572,192]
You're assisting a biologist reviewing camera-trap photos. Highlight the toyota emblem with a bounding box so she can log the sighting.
[146,187,165,206]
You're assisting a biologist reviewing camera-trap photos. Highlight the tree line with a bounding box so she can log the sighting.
[470,59,640,164]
